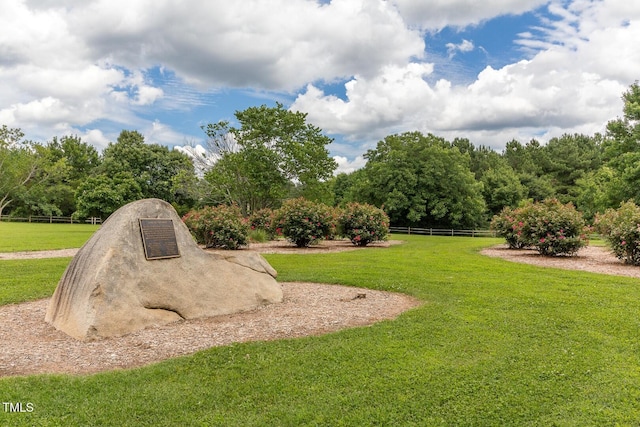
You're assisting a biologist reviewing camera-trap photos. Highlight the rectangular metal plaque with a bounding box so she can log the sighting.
[139,218,181,260]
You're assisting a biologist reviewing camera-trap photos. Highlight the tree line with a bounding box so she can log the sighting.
[334,82,640,227]
[1,83,638,226]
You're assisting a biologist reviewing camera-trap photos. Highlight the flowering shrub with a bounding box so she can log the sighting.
[521,199,588,256]
[272,198,334,247]
[339,203,389,246]
[491,199,588,256]
[182,204,249,249]
[490,206,529,249]
[325,206,341,241]
[249,208,276,239]
[181,210,203,242]
[595,201,640,265]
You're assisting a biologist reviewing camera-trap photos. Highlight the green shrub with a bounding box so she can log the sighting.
[249,208,276,239]
[326,206,341,240]
[339,203,389,246]
[181,210,203,243]
[491,199,588,256]
[182,204,249,250]
[272,198,334,247]
[490,206,528,249]
[595,201,640,265]
[521,199,588,256]
[248,228,269,243]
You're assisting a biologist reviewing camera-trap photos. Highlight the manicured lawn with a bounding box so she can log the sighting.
[2,234,640,425]
[0,258,71,305]
[0,222,99,252]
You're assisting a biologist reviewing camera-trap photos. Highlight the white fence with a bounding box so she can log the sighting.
[389,226,495,237]
[0,215,102,224]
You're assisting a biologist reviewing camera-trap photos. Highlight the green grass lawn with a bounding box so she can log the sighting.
[0,258,71,305]
[0,222,99,252]
[1,231,640,425]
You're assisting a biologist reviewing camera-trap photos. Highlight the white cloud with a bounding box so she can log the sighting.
[1,0,638,161]
[0,0,426,145]
[81,129,111,151]
[293,62,438,141]
[391,0,549,29]
[0,2,85,67]
[66,0,425,90]
[11,65,124,102]
[334,155,367,174]
[144,120,186,146]
[133,86,164,106]
[446,39,475,58]
[293,0,640,151]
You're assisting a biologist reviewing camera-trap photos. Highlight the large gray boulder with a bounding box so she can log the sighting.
[45,199,282,340]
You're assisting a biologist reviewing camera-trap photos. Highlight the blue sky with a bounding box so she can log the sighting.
[1,0,638,173]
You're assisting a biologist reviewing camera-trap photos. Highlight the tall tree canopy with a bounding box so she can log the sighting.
[4,83,640,226]
[0,126,39,217]
[597,81,640,205]
[74,173,143,220]
[16,135,100,217]
[73,130,196,219]
[100,130,195,203]
[359,132,486,228]
[201,103,337,213]
[543,133,603,203]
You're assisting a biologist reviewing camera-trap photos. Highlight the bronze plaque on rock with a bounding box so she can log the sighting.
[139,218,181,260]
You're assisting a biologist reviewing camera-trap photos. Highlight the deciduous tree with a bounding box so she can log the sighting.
[481,165,526,215]
[201,103,337,214]
[0,126,39,217]
[361,132,486,228]
[100,130,196,205]
[73,173,142,220]
[15,136,100,217]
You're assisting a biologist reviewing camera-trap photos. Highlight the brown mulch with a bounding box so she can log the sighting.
[0,239,404,260]
[0,239,416,378]
[209,238,404,254]
[480,245,640,279]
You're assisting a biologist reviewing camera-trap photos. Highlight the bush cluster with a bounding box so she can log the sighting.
[249,208,276,241]
[182,204,249,250]
[491,199,588,256]
[183,199,390,250]
[489,206,528,249]
[595,201,640,265]
[249,208,274,231]
[339,202,389,246]
[272,198,334,247]
[523,199,588,256]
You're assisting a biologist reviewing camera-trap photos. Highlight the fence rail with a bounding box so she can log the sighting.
[0,215,102,224]
[389,227,496,237]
